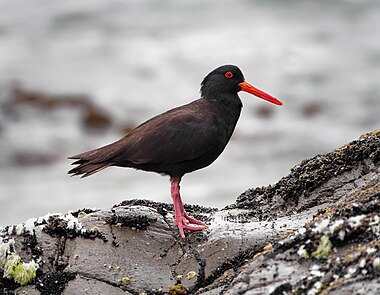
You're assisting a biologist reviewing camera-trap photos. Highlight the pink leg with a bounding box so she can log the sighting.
[170,177,208,238]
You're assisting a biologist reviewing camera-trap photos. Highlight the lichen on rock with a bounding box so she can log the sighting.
[0,238,39,286]
[312,235,332,259]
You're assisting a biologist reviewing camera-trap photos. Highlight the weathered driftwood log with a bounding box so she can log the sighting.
[1,130,379,295]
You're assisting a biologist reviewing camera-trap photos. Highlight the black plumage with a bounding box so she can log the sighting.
[69,65,282,238]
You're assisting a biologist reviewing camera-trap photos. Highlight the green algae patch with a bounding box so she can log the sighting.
[312,235,332,259]
[374,257,380,269]
[1,238,39,286]
[3,253,39,285]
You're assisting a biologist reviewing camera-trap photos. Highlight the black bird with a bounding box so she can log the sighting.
[68,65,282,238]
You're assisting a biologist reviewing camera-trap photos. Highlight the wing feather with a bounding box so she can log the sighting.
[112,100,219,165]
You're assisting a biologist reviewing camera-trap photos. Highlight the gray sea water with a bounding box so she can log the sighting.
[0,0,379,226]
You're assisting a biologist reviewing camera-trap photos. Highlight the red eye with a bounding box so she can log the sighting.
[225,71,233,78]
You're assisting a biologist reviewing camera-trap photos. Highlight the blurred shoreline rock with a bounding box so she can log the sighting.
[1,86,136,166]
[7,87,113,131]
[1,130,379,294]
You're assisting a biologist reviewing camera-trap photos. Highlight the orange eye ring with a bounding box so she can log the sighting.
[225,71,233,79]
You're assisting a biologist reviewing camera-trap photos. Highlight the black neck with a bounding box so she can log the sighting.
[204,93,243,137]
[203,92,243,111]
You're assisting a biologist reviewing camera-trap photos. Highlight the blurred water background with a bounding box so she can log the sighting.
[0,0,379,226]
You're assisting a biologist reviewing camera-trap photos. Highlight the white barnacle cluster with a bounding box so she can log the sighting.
[65,212,85,233]
[329,219,344,233]
[305,265,325,295]
[348,214,366,229]
[369,215,380,236]
[366,247,377,255]
[313,214,377,243]
[0,237,13,266]
[313,213,375,235]
[309,264,325,278]
[37,212,87,234]
[312,218,330,233]
[297,245,308,258]
[6,212,87,237]
[307,280,322,295]
[344,266,357,279]
[5,218,38,236]
[328,219,346,241]
[298,227,307,235]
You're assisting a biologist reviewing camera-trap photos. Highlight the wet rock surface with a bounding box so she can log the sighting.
[1,130,379,294]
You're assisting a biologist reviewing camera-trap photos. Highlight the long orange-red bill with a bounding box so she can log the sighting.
[238,81,283,106]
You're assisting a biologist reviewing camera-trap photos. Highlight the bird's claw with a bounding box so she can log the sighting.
[182,213,208,227]
[175,215,208,238]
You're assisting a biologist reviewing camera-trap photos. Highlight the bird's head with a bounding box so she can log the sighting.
[200,65,282,106]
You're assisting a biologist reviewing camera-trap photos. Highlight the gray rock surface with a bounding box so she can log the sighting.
[1,130,379,294]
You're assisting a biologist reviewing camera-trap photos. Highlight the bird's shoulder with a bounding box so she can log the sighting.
[130,99,218,134]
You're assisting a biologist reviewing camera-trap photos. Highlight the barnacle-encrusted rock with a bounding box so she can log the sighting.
[1,130,379,294]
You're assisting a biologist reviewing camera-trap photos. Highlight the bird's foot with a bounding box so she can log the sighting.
[175,215,208,238]
[182,212,208,227]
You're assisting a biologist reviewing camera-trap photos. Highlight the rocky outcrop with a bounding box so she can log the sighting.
[1,130,379,294]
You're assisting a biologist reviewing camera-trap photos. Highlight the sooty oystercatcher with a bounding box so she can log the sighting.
[68,65,282,238]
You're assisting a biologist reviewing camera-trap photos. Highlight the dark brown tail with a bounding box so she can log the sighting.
[68,147,115,177]
[68,138,127,177]
[68,159,112,178]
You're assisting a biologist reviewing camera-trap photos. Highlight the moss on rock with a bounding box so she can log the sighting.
[312,235,333,259]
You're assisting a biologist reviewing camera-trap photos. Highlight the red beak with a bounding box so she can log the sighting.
[238,81,283,106]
